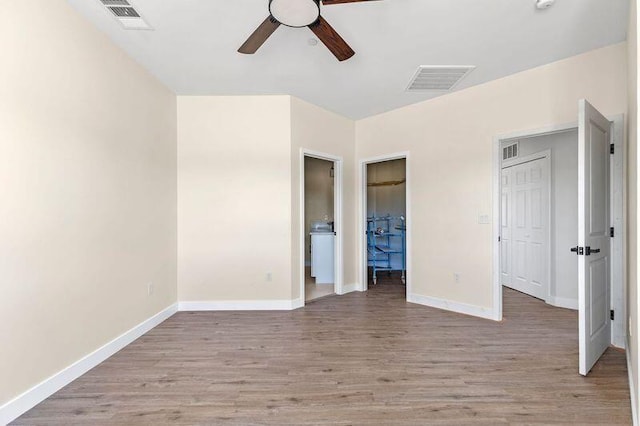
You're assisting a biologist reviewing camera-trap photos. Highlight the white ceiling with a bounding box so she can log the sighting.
[67,0,629,119]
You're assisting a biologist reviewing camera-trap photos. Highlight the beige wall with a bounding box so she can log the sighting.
[356,43,628,310]
[291,97,356,298]
[0,0,177,407]
[304,157,335,263]
[177,96,355,303]
[177,96,292,301]
[628,0,639,419]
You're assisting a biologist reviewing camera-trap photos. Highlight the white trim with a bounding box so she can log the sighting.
[0,303,178,425]
[609,115,626,349]
[300,149,344,305]
[497,121,579,143]
[358,159,366,292]
[339,283,360,295]
[628,336,638,426]
[178,299,303,311]
[407,293,495,321]
[291,298,304,310]
[492,135,502,321]
[547,296,578,310]
[358,152,411,297]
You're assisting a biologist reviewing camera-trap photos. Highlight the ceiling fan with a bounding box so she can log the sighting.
[238,0,380,62]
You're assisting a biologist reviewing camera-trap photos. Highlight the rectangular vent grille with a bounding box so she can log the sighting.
[109,6,140,17]
[100,0,130,5]
[98,0,152,30]
[406,66,475,92]
[503,142,519,161]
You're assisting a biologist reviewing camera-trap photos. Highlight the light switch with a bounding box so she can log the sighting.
[478,214,490,224]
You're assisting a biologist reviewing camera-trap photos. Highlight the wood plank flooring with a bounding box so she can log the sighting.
[305,266,335,302]
[13,283,631,425]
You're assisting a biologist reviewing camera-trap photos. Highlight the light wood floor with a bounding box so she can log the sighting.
[305,266,335,302]
[13,284,631,425]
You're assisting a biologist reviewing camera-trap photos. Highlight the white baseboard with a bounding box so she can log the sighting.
[407,293,496,321]
[547,296,578,310]
[179,299,303,311]
[627,337,638,426]
[338,283,359,295]
[0,303,178,425]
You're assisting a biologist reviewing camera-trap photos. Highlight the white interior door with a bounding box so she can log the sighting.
[501,168,512,287]
[503,157,549,301]
[578,99,611,376]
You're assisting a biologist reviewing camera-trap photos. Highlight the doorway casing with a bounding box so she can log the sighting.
[491,116,625,348]
[300,149,344,304]
[358,152,411,298]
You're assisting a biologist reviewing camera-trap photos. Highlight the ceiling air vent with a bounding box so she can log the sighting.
[503,142,519,161]
[109,6,140,18]
[406,66,475,92]
[98,0,152,30]
[100,0,130,5]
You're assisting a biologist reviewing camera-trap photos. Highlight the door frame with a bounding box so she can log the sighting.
[358,152,411,297]
[300,149,344,302]
[491,115,625,348]
[501,150,552,304]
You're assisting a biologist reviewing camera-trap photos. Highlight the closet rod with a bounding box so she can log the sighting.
[367,179,406,188]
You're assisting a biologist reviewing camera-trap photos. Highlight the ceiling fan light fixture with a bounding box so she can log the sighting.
[269,0,320,28]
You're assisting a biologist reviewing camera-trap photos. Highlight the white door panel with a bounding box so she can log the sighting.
[503,157,549,301]
[501,239,510,277]
[578,99,611,376]
[501,168,512,286]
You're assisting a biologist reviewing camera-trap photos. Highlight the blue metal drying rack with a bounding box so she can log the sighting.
[367,216,406,285]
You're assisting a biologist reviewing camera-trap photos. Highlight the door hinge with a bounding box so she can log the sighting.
[610,144,615,154]
[610,227,615,238]
[498,236,501,242]
[610,310,615,321]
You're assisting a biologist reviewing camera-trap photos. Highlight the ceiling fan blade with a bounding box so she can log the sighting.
[322,0,381,5]
[308,16,355,62]
[238,16,280,54]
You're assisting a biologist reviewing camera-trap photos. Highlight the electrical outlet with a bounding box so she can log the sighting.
[453,273,460,284]
[266,272,272,282]
[147,282,154,296]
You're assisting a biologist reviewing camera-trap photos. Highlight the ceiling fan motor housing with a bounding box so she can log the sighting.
[269,0,321,28]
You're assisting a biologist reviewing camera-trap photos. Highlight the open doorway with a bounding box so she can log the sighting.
[365,158,407,293]
[303,155,337,302]
[493,106,625,375]
[500,129,577,309]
